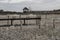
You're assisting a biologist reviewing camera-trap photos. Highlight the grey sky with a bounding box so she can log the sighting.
[0,0,60,12]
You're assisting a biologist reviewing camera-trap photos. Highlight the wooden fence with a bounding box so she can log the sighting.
[0,17,41,27]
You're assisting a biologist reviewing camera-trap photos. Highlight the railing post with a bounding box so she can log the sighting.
[53,19,55,28]
[8,16,9,26]
[11,20,13,26]
[24,19,25,25]
[19,15,22,30]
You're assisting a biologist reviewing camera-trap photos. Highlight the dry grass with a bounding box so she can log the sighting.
[0,25,60,40]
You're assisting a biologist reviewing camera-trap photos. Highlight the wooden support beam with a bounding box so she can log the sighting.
[53,19,55,28]
[11,20,13,26]
[8,16,9,25]
[23,19,26,25]
[0,18,41,20]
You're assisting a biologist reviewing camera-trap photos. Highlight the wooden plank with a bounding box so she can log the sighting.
[0,18,41,20]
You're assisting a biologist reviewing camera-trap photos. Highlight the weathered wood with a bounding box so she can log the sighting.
[7,16,9,26]
[0,18,41,20]
[53,19,55,28]
[11,20,13,26]
[0,18,41,27]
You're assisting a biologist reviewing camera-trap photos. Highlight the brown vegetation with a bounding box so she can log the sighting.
[0,25,60,40]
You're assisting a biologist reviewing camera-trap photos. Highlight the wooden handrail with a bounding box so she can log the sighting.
[0,18,41,20]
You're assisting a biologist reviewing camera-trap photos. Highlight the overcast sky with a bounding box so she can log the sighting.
[0,0,60,12]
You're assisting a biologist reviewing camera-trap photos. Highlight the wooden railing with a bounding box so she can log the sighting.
[0,17,41,27]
